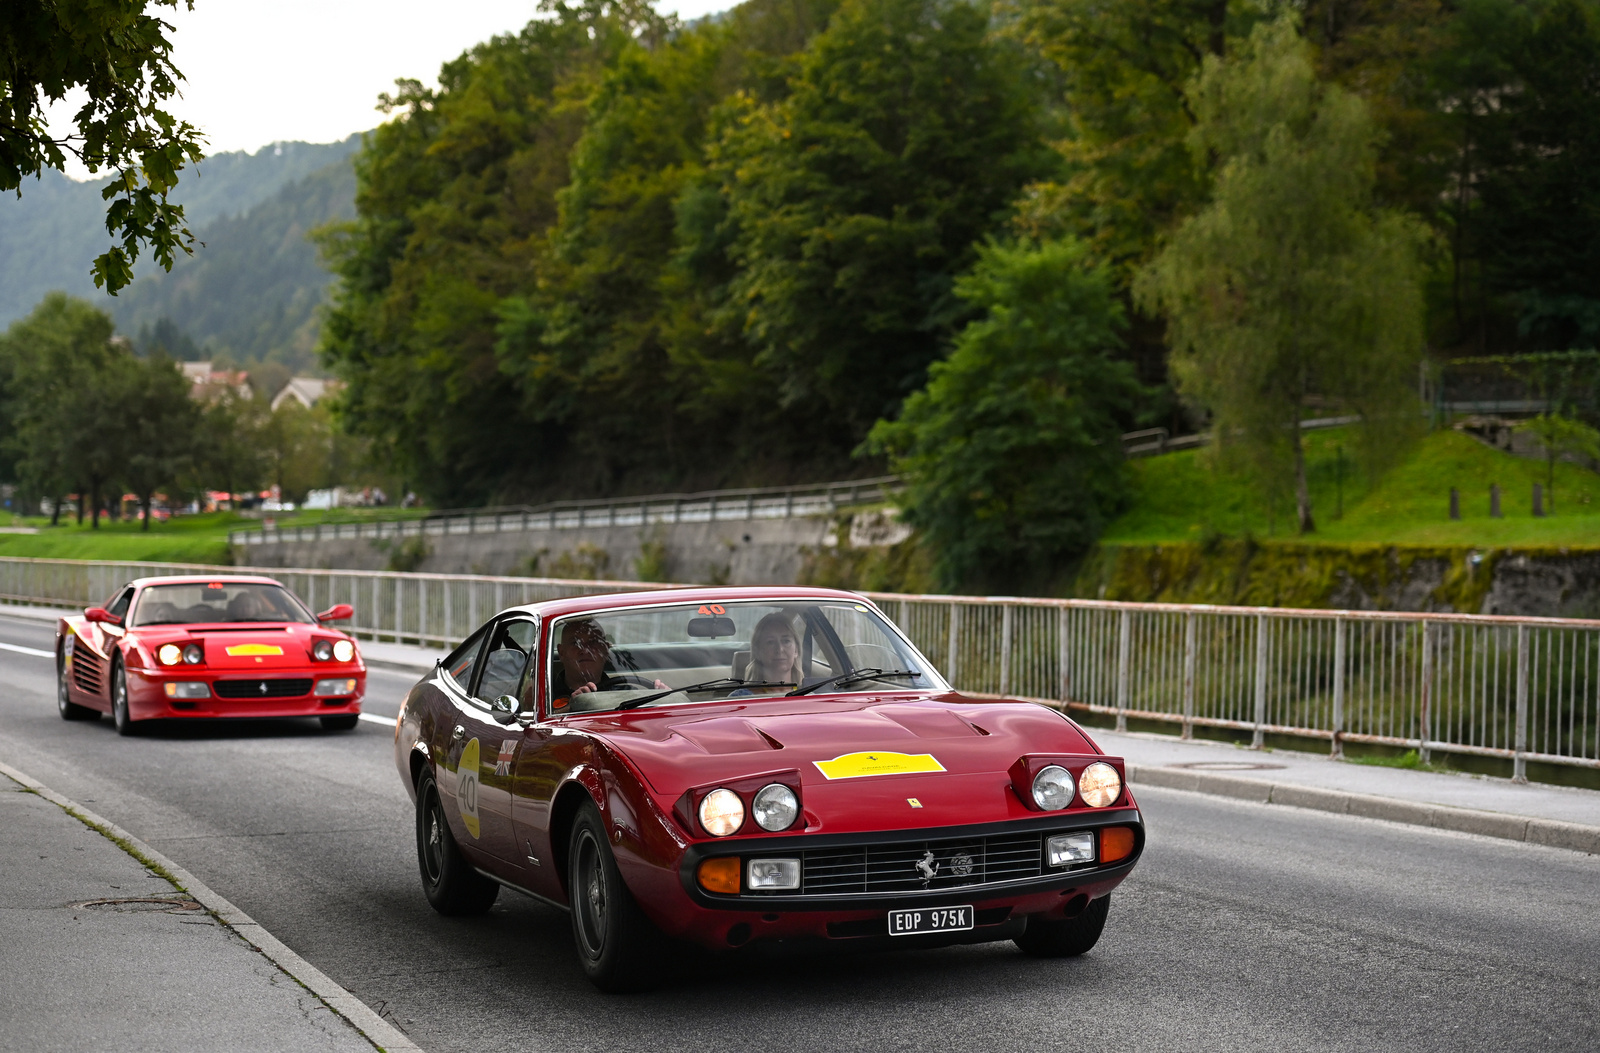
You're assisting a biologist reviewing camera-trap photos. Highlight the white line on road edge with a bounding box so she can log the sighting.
[0,758,425,1053]
[359,712,397,728]
[0,640,53,658]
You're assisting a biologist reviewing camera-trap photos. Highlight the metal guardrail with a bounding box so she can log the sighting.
[5,557,1594,776]
[228,477,906,546]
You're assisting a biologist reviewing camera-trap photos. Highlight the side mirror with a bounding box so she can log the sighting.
[84,607,114,624]
[490,694,522,726]
[317,603,354,623]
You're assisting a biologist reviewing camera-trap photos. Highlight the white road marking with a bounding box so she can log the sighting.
[358,712,397,727]
[0,641,53,658]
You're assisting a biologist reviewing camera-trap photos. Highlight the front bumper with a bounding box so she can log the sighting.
[129,666,365,719]
[645,810,1143,950]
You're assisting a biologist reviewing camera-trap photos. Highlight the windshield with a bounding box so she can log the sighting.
[131,582,315,626]
[546,599,943,715]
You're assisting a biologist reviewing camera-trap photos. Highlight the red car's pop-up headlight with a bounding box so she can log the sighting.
[1008,755,1127,811]
[157,642,204,666]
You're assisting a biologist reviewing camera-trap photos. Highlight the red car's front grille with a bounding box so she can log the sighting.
[794,832,1045,896]
[213,678,314,699]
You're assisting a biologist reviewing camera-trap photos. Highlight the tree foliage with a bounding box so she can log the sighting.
[1137,15,1428,534]
[869,238,1139,591]
[1,0,204,291]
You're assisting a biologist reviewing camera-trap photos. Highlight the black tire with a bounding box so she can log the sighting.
[415,767,498,916]
[111,659,138,737]
[568,802,664,993]
[57,651,97,721]
[320,714,360,731]
[1014,894,1111,958]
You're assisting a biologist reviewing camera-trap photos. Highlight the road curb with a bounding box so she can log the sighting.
[1127,763,1600,855]
[0,758,424,1053]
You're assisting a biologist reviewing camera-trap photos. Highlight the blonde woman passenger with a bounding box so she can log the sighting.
[733,612,804,695]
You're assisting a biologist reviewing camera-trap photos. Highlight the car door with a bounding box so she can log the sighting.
[435,624,516,870]
[508,620,575,902]
[463,615,540,877]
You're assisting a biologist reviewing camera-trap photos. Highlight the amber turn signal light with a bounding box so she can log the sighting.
[1100,826,1136,864]
[697,856,741,894]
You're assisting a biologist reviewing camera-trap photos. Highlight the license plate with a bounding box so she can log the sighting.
[887,905,973,936]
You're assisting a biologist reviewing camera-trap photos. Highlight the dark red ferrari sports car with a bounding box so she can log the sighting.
[395,586,1144,991]
[56,575,366,734]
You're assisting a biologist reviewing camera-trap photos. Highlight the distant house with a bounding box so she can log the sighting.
[181,361,252,401]
[270,376,341,411]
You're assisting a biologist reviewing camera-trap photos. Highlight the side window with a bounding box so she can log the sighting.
[475,618,538,702]
[443,627,489,693]
[105,587,135,622]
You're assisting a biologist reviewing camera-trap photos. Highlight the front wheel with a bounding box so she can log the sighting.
[320,714,359,731]
[57,653,97,721]
[415,767,498,915]
[111,660,137,736]
[1014,894,1111,958]
[568,802,664,993]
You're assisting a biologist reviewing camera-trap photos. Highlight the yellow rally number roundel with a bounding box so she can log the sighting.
[813,751,946,780]
[225,643,283,657]
[457,738,481,839]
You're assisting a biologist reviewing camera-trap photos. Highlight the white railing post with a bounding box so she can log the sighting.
[1418,620,1435,764]
[999,605,1013,696]
[1115,609,1131,733]
[1331,617,1346,760]
[1058,607,1071,705]
[946,603,960,687]
[1514,623,1529,783]
[1252,614,1268,749]
[1181,612,1196,741]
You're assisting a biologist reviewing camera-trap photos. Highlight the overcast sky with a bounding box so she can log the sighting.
[48,0,730,177]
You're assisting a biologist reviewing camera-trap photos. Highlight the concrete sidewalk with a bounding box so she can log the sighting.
[1099,727,1600,853]
[0,762,420,1053]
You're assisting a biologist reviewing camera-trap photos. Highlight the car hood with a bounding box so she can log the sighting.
[580,693,1110,833]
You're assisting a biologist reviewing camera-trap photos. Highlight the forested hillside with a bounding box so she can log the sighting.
[0,136,362,366]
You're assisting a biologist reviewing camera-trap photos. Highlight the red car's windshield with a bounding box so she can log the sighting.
[131,583,315,626]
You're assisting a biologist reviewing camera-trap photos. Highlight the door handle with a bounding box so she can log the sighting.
[452,725,466,741]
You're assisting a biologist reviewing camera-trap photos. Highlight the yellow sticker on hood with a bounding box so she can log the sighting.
[225,643,283,657]
[814,751,946,780]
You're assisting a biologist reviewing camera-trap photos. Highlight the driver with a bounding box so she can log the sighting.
[553,619,666,706]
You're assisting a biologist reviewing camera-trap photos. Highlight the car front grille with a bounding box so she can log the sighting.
[791,832,1046,896]
[214,678,313,699]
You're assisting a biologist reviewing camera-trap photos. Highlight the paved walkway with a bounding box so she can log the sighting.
[0,766,389,1053]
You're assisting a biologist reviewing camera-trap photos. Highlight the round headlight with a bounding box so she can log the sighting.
[182,643,204,665]
[312,639,333,661]
[158,644,181,666]
[1078,762,1122,808]
[1032,765,1075,810]
[332,639,355,662]
[752,783,799,831]
[698,788,745,837]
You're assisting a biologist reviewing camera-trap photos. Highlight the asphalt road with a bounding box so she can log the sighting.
[1,612,1597,1053]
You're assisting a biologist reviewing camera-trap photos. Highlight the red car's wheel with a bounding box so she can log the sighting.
[1014,894,1111,958]
[568,802,664,993]
[57,651,97,721]
[414,767,498,915]
[111,660,139,737]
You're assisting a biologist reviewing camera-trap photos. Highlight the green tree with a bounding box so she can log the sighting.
[1518,412,1600,513]
[120,352,200,528]
[703,0,1052,435]
[1,0,204,291]
[868,238,1140,591]
[192,389,267,506]
[1137,16,1428,534]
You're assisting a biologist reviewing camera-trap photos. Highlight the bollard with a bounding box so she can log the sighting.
[1489,483,1502,518]
[1532,483,1545,517]
[1449,487,1460,520]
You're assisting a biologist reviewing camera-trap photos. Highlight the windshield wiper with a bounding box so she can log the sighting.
[615,677,796,711]
[787,668,924,696]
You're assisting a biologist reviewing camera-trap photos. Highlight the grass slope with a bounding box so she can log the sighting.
[1104,427,1600,547]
